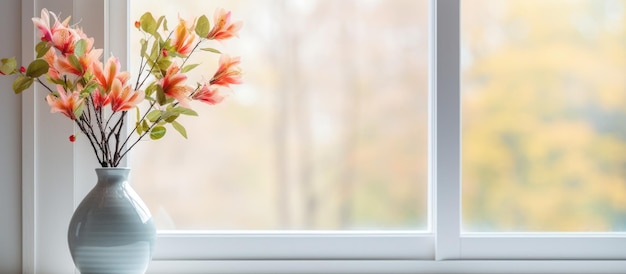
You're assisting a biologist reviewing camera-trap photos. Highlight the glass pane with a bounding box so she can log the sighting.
[129,0,429,230]
[462,0,626,232]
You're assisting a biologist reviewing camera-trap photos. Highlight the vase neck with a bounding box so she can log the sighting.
[95,168,130,185]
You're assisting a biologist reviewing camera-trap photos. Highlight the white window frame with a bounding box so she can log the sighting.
[21,0,626,273]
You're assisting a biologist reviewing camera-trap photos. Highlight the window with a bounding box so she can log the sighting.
[24,0,626,273]
[462,0,626,233]
[129,0,430,231]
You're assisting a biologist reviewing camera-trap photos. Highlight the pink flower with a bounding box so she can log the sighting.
[206,8,242,41]
[210,54,242,88]
[32,9,71,43]
[172,17,196,56]
[192,83,225,105]
[46,85,84,120]
[160,64,192,107]
[109,79,144,112]
[51,27,77,55]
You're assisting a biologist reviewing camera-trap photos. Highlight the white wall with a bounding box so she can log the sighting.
[0,0,23,273]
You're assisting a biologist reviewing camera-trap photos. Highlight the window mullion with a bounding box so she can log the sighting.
[433,0,461,261]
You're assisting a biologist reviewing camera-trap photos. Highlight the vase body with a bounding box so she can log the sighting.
[68,168,156,274]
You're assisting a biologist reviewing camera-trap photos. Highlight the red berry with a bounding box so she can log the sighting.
[69,135,76,142]
[19,66,25,73]
[135,21,141,28]
[162,49,168,57]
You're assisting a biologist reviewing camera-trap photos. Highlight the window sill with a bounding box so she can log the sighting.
[146,259,626,274]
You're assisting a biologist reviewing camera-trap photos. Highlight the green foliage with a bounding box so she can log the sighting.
[146,109,161,122]
[35,41,51,58]
[155,15,167,32]
[0,57,17,75]
[171,120,187,138]
[181,64,199,73]
[26,59,50,78]
[140,12,158,35]
[74,39,87,57]
[156,85,166,105]
[195,15,211,38]
[150,125,166,140]
[139,38,148,58]
[170,106,198,116]
[73,101,85,118]
[67,54,83,74]
[141,120,150,134]
[200,47,221,54]
[12,76,33,94]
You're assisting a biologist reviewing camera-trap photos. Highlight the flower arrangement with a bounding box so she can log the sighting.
[0,8,243,167]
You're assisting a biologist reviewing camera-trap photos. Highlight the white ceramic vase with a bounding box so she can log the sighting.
[68,168,156,274]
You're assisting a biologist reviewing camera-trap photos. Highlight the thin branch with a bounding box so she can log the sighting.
[117,116,162,161]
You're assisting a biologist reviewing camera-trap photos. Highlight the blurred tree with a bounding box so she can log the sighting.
[462,0,626,231]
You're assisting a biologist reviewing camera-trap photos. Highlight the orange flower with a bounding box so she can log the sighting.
[210,54,242,87]
[43,48,61,80]
[206,8,243,41]
[56,38,103,76]
[109,79,144,112]
[91,89,110,110]
[92,56,130,93]
[46,85,84,120]
[172,17,196,56]
[160,64,192,107]
[192,83,225,105]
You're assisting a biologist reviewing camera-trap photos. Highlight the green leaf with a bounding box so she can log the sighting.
[200,47,221,54]
[171,106,198,116]
[146,109,161,122]
[67,55,83,74]
[140,12,157,35]
[73,101,85,118]
[142,120,150,132]
[195,15,210,38]
[163,17,169,31]
[135,122,143,135]
[74,39,87,57]
[26,59,50,78]
[145,82,157,97]
[150,125,166,140]
[156,15,165,31]
[135,106,141,123]
[157,59,172,72]
[156,85,166,105]
[164,113,179,123]
[171,120,187,139]
[181,64,199,73]
[80,82,97,95]
[139,38,148,57]
[35,41,51,58]
[12,76,33,94]
[149,40,159,60]
[0,57,17,75]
